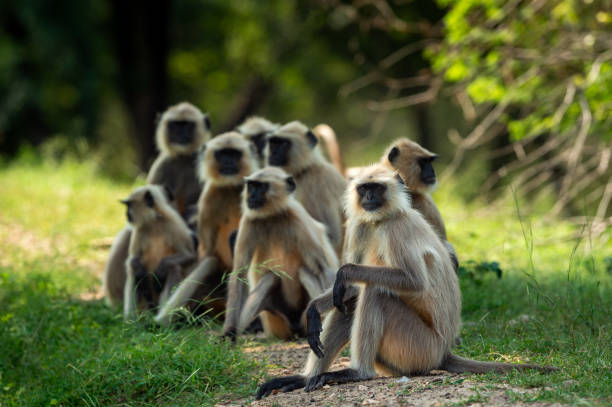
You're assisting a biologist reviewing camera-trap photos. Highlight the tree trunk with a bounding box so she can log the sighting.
[111,0,170,171]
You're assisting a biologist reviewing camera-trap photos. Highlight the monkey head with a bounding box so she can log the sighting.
[236,116,280,160]
[383,138,438,193]
[265,120,321,174]
[198,131,259,187]
[241,167,297,219]
[120,185,174,227]
[346,165,411,223]
[156,102,211,156]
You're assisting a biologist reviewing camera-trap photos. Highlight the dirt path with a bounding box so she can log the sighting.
[216,340,562,407]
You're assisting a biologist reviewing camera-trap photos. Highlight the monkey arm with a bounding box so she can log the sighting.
[306,285,359,358]
[198,222,217,258]
[222,228,256,338]
[332,263,427,313]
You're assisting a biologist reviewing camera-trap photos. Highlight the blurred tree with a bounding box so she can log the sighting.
[0,0,112,156]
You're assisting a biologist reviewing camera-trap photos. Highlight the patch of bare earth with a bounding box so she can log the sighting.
[216,339,561,407]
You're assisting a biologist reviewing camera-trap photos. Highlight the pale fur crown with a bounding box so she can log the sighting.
[198,132,258,185]
[241,167,296,218]
[121,185,172,227]
[236,116,279,136]
[345,165,411,223]
[155,101,211,155]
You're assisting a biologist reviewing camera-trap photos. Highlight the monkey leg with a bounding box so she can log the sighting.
[154,256,219,325]
[237,273,278,334]
[305,287,385,391]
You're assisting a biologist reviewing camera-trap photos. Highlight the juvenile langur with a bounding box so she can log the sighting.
[265,121,346,250]
[102,102,210,307]
[154,132,259,325]
[122,185,197,320]
[236,116,280,165]
[222,167,338,340]
[382,138,458,270]
[257,165,556,398]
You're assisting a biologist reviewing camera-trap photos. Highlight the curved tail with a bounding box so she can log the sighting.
[314,124,344,176]
[441,352,558,374]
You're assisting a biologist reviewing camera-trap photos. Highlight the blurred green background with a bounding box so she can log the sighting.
[1,1,611,405]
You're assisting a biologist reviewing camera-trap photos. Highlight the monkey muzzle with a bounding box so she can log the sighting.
[167,121,196,145]
[215,149,242,175]
[267,137,291,166]
[246,181,269,209]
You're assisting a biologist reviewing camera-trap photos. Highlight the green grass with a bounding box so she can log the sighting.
[0,158,611,405]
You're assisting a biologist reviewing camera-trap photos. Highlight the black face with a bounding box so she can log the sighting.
[267,137,292,166]
[214,148,243,175]
[418,157,437,185]
[246,180,269,209]
[251,132,267,157]
[357,182,387,211]
[167,120,196,145]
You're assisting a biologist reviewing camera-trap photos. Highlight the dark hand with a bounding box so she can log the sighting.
[306,304,324,358]
[130,257,148,282]
[256,375,306,400]
[221,328,237,343]
[332,268,348,313]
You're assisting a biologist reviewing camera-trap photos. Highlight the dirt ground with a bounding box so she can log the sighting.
[214,340,562,407]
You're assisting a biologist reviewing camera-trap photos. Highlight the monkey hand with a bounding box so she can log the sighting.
[333,266,350,313]
[306,305,324,358]
[221,328,237,343]
[130,257,148,282]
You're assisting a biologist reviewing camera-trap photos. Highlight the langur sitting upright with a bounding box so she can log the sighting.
[102,102,210,308]
[382,138,458,269]
[264,121,346,251]
[121,185,197,320]
[222,167,338,340]
[154,132,259,325]
[256,165,556,398]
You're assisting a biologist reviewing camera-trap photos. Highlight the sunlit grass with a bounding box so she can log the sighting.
[0,159,610,405]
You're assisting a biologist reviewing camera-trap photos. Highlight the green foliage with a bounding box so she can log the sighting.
[431,0,612,141]
[0,271,258,407]
[458,260,502,285]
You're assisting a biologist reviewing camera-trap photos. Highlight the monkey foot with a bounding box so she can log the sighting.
[304,368,363,392]
[255,375,306,399]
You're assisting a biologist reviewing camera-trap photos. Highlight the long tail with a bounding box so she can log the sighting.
[441,352,558,374]
[314,124,344,176]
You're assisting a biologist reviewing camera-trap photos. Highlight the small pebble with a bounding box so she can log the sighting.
[396,376,411,384]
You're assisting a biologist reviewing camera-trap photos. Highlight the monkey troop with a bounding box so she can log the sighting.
[101,101,555,394]
[102,102,209,308]
[222,167,338,339]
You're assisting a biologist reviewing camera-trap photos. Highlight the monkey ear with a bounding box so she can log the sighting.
[154,112,162,127]
[388,147,399,163]
[286,176,297,193]
[163,185,174,202]
[203,114,211,130]
[144,190,155,208]
[306,130,318,147]
[119,199,131,206]
[395,173,405,185]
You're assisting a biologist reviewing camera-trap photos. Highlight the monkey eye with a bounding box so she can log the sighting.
[357,185,367,196]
